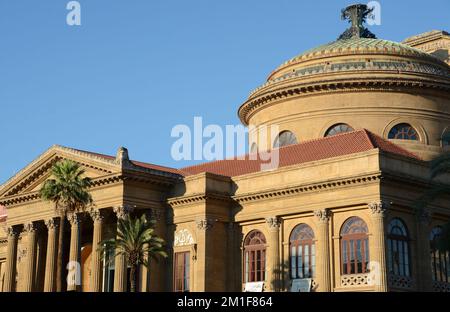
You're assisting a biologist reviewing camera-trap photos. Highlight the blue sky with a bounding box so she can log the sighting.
[0,0,449,183]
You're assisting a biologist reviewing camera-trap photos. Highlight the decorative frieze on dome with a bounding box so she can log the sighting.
[249,59,450,98]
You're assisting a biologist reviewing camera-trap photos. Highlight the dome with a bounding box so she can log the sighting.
[239,4,450,161]
[269,38,448,80]
[244,38,450,104]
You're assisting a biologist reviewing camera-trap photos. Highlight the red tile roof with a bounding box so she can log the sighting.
[181,129,421,177]
[69,130,420,179]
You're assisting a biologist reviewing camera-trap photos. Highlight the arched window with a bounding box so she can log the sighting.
[388,123,419,140]
[273,131,298,148]
[290,224,315,279]
[340,217,369,275]
[430,227,450,283]
[325,123,355,137]
[387,218,411,277]
[250,143,258,154]
[442,130,450,148]
[244,230,266,283]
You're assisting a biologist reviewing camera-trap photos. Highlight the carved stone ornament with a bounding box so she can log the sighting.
[368,201,389,217]
[174,229,195,247]
[67,213,81,226]
[314,209,331,223]
[265,217,281,230]
[6,226,19,238]
[116,147,130,165]
[416,208,432,224]
[196,219,214,231]
[45,218,59,230]
[89,209,104,223]
[147,208,162,222]
[23,222,37,233]
[113,205,134,220]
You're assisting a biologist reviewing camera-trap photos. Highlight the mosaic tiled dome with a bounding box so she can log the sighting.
[272,38,443,75]
[247,37,450,99]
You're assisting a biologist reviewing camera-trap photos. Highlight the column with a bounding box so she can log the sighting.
[314,209,331,292]
[67,213,82,292]
[415,208,433,291]
[35,227,47,291]
[113,205,134,292]
[265,217,281,292]
[90,209,104,292]
[143,208,163,292]
[3,226,19,292]
[23,222,37,292]
[44,218,58,292]
[368,201,388,292]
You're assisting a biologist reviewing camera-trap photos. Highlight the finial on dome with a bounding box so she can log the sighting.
[116,146,129,165]
[338,4,377,40]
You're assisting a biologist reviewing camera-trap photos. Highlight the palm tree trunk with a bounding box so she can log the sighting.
[56,215,65,292]
[130,265,136,292]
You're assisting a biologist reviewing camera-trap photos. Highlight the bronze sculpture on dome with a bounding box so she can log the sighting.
[338,4,377,40]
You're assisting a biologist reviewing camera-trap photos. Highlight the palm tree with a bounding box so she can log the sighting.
[98,214,167,292]
[40,159,93,292]
[416,152,450,251]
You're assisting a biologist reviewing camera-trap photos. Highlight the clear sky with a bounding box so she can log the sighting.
[0,0,449,184]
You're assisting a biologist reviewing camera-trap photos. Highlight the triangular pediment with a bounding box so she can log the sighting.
[0,145,121,199]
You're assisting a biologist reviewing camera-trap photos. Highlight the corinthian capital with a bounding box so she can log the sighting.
[89,209,104,223]
[416,208,432,225]
[146,208,162,222]
[45,218,59,230]
[314,209,331,223]
[265,217,281,231]
[67,213,81,226]
[113,205,134,220]
[196,219,214,231]
[368,201,389,217]
[23,222,37,233]
[6,226,19,238]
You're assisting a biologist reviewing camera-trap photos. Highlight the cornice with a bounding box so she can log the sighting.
[233,173,382,203]
[258,59,450,97]
[403,31,450,47]
[239,77,450,125]
[167,192,232,207]
[0,145,182,199]
[0,173,125,206]
[0,145,118,197]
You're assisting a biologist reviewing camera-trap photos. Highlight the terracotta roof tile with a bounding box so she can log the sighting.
[181,129,421,177]
[67,130,420,179]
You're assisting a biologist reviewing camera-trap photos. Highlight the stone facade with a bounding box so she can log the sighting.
[0,7,450,292]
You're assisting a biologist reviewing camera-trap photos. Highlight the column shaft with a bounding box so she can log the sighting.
[113,205,133,292]
[67,214,81,291]
[3,227,19,292]
[23,222,37,292]
[44,219,58,292]
[416,209,433,291]
[314,210,331,292]
[369,202,388,292]
[90,210,104,292]
[265,217,280,292]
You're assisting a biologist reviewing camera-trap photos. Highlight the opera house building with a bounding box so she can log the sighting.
[1,5,450,292]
